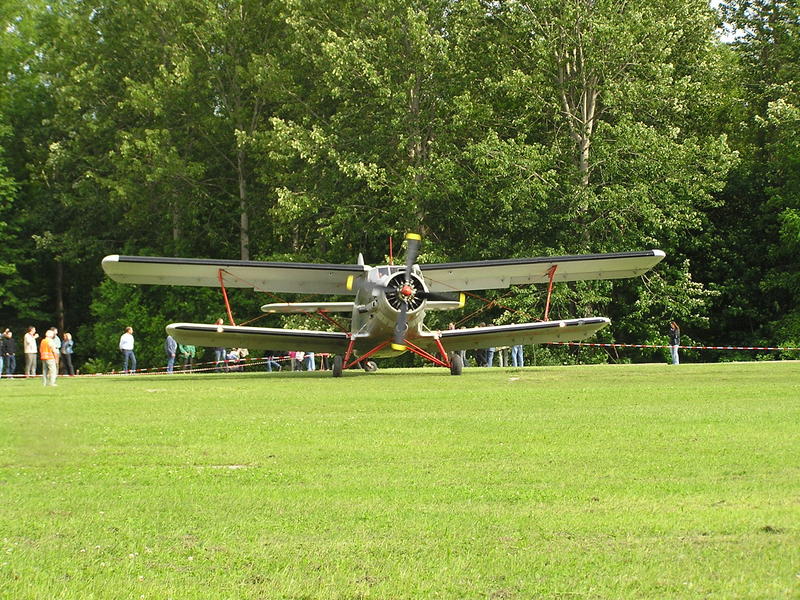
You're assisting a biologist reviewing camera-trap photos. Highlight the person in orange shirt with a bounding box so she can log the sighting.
[40,329,58,387]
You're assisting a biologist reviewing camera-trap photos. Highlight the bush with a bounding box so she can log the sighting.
[80,357,114,375]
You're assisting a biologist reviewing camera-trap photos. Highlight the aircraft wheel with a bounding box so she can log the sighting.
[362,360,378,373]
[332,355,343,377]
[449,353,463,376]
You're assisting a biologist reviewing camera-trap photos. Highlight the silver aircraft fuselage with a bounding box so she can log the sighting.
[349,265,429,357]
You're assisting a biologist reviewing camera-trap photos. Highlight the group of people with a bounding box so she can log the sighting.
[472,345,524,367]
[0,326,75,383]
[163,332,250,374]
[119,324,277,375]
[448,322,524,368]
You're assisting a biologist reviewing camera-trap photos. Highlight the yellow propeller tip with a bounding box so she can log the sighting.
[391,343,407,352]
[346,275,354,291]
[405,233,422,241]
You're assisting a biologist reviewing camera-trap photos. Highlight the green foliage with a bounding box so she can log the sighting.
[79,357,114,375]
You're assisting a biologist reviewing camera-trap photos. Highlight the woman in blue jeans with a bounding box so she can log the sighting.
[61,333,76,375]
[511,344,524,367]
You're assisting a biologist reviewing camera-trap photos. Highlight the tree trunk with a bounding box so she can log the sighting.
[237,147,250,261]
[55,261,65,333]
[171,201,181,243]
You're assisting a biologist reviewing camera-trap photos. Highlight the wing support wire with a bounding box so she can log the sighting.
[425,263,560,326]
[543,264,558,321]
[218,269,237,325]
[216,268,349,332]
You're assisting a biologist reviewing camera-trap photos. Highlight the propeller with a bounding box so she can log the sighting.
[391,233,422,350]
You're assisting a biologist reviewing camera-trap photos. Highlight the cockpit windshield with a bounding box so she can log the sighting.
[368,266,402,281]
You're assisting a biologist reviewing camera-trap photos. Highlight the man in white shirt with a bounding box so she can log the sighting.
[119,326,137,374]
[23,326,39,377]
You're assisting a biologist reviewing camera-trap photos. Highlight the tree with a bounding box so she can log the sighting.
[702,0,800,349]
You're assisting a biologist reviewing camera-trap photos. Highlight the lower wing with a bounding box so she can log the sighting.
[166,323,349,354]
[429,318,610,350]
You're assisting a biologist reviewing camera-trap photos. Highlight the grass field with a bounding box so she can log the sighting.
[1,362,799,599]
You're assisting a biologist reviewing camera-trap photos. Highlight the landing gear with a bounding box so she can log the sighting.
[449,353,463,375]
[332,355,343,377]
[362,360,378,373]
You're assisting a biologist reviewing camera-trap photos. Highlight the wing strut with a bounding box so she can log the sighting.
[218,269,237,325]
[543,264,558,321]
[338,334,452,373]
[394,336,451,368]
[343,336,392,370]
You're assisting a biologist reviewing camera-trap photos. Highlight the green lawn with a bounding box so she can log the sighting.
[1,362,798,599]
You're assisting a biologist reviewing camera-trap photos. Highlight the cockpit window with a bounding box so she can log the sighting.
[368,265,401,281]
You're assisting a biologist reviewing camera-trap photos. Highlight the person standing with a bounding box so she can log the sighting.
[119,326,137,374]
[50,328,62,373]
[61,333,75,376]
[303,351,316,371]
[23,326,39,377]
[178,343,196,372]
[669,321,681,365]
[2,330,16,377]
[40,329,58,386]
[213,318,226,372]
[165,334,177,374]
[0,330,5,378]
[511,344,524,367]
[447,322,467,366]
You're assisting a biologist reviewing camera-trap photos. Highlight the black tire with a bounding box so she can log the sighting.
[449,353,463,375]
[363,360,378,373]
[332,354,343,377]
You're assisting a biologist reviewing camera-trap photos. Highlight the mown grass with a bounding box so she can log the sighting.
[1,362,799,599]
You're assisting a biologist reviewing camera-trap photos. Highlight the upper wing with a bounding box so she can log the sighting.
[427,318,610,350]
[102,255,368,295]
[420,250,665,292]
[166,323,350,354]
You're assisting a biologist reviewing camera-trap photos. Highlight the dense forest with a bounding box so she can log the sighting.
[1,0,798,370]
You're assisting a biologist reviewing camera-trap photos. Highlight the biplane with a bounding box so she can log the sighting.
[101,234,665,376]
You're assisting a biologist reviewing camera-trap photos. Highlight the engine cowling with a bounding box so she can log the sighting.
[383,272,426,312]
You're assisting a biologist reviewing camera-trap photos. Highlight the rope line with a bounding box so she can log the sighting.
[8,341,798,380]
[546,342,800,351]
